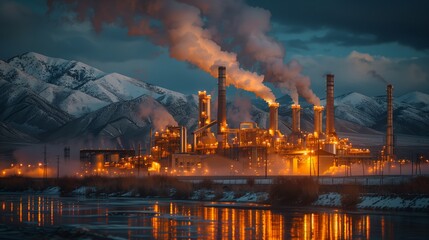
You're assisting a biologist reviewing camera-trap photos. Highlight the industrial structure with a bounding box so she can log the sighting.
[385,84,394,161]
[78,67,387,177]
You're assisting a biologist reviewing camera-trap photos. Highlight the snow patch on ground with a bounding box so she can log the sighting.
[220,191,235,201]
[313,192,342,207]
[313,192,429,210]
[191,189,216,201]
[358,195,429,210]
[72,186,96,196]
[191,190,268,202]
[43,187,60,195]
[236,192,269,203]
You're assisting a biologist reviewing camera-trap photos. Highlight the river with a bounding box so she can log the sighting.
[0,194,427,239]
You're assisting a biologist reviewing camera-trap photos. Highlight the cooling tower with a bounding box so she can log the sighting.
[291,104,301,133]
[269,102,279,135]
[198,91,211,129]
[313,106,324,136]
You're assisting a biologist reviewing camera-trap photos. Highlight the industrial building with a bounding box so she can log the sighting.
[79,66,393,177]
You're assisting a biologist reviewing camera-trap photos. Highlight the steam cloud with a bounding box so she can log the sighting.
[184,0,320,105]
[227,96,252,128]
[138,99,177,131]
[48,0,275,103]
[48,0,320,105]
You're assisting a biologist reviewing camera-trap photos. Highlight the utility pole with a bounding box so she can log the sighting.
[309,152,312,177]
[264,156,268,179]
[43,145,47,180]
[64,146,70,161]
[57,155,60,180]
[317,138,320,182]
[137,143,141,177]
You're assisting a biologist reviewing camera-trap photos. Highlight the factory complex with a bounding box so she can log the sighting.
[79,67,394,177]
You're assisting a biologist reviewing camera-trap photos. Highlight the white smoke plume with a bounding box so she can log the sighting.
[48,0,276,103]
[181,0,320,105]
[138,99,177,131]
[227,96,252,128]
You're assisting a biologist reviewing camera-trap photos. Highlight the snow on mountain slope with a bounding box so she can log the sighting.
[8,52,104,89]
[2,52,429,142]
[0,79,72,136]
[397,91,429,105]
[79,72,168,102]
[334,93,381,127]
[156,93,198,129]
[336,92,382,109]
[377,106,429,136]
[396,91,429,111]
[47,95,177,145]
[6,52,193,116]
[0,60,109,117]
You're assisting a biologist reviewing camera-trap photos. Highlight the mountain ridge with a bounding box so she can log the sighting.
[1,52,429,149]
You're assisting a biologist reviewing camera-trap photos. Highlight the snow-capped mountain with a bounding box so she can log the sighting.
[46,95,178,148]
[8,52,104,89]
[396,91,429,111]
[0,121,39,144]
[1,52,429,150]
[0,60,109,117]
[335,91,429,135]
[0,79,72,136]
[6,52,194,117]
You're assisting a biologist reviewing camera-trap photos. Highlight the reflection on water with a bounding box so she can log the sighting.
[0,194,426,239]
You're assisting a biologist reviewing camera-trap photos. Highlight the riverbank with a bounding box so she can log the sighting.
[0,175,428,211]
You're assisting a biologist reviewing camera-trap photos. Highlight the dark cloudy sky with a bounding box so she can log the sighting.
[1,0,428,100]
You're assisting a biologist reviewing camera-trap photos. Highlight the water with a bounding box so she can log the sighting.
[0,194,427,239]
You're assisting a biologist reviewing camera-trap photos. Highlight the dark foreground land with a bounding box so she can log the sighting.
[0,175,428,209]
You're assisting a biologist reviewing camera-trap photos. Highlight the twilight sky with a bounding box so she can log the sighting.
[1,0,428,102]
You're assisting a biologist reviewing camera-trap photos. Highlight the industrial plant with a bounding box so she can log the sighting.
[78,66,394,177]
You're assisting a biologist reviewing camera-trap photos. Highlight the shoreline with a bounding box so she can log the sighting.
[0,175,428,212]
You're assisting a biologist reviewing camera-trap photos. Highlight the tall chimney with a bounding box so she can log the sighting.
[198,91,211,129]
[180,126,187,153]
[325,74,336,138]
[386,84,394,161]
[313,105,324,136]
[291,104,301,133]
[269,102,279,135]
[217,66,227,148]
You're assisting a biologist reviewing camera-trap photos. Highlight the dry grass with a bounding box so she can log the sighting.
[0,175,193,198]
[269,177,319,206]
[340,184,362,209]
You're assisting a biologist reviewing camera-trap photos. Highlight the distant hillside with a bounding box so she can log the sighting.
[1,52,429,150]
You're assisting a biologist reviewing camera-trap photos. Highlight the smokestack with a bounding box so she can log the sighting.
[386,84,394,161]
[325,74,336,138]
[313,106,324,136]
[180,126,187,153]
[291,104,301,133]
[217,66,227,148]
[198,91,211,129]
[269,102,279,135]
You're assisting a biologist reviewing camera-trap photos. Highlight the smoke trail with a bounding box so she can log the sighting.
[227,96,252,128]
[368,70,389,85]
[48,0,276,103]
[138,98,177,131]
[182,0,320,105]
